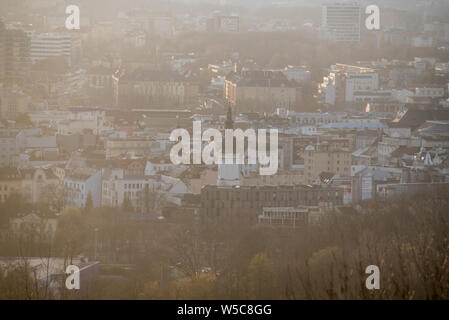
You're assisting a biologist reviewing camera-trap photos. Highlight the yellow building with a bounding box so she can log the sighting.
[0,167,21,203]
[112,69,199,108]
[105,138,156,159]
[0,167,58,204]
[21,168,59,204]
[303,143,352,185]
[224,69,300,111]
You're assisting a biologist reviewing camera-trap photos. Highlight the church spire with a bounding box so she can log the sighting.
[225,105,234,130]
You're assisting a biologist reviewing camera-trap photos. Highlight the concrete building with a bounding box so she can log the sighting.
[0,167,21,203]
[112,69,199,107]
[0,166,59,204]
[0,22,31,87]
[224,68,300,111]
[20,167,59,204]
[303,142,352,185]
[241,169,305,187]
[64,169,102,208]
[56,107,112,135]
[321,2,361,44]
[258,206,312,228]
[376,182,449,200]
[321,64,379,105]
[0,130,18,167]
[200,184,344,222]
[280,65,311,84]
[105,137,156,159]
[0,85,30,120]
[102,168,189,211]
[30,33,81,66]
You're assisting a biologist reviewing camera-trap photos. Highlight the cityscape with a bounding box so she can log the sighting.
[0,0,449,301]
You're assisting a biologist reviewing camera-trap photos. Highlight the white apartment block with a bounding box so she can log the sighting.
[30,33,81,65]
[281,66,311,83]
[345,72,379,102]
[56,107,112,135]
[415,87,446,99]
[322,64,379,105]
[321,2,361,43]
[64,170,102,208]
[101,168,189,211]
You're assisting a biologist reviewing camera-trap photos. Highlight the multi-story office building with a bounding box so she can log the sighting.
[0,21,31,87]
[321,64,379,105]
[30,33,81,66]
[200,185,344,221]
[321,2,361,43]
[258,206,325,228]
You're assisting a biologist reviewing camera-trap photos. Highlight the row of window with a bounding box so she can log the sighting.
[203,190,340,201]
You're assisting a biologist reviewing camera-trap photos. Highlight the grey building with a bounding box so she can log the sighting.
[200,184,344,222]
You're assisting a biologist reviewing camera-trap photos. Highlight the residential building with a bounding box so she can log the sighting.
[20,167,59,204]
[64,169,102,208]
[102,168,189,211]
[56,107,112,135]
[0,130,18,167]
[224,67,300,111]
[112,68,199,107]
[105,137,156,159]
[303,142,352,185]
[10,212,58,239]
[321,64,379,105]
[0,167,21,202]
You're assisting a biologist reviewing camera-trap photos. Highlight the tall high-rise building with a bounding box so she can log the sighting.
[0,20,31,88]
[321,2,361,43]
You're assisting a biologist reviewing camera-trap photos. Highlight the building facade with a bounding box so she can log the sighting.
[321,3,361,43]
[200,185,344,221]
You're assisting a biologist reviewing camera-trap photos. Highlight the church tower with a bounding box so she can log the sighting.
[217,106,240,187]
[225,105,234,130]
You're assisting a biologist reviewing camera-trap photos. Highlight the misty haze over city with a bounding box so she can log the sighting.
[0,0,449,306]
